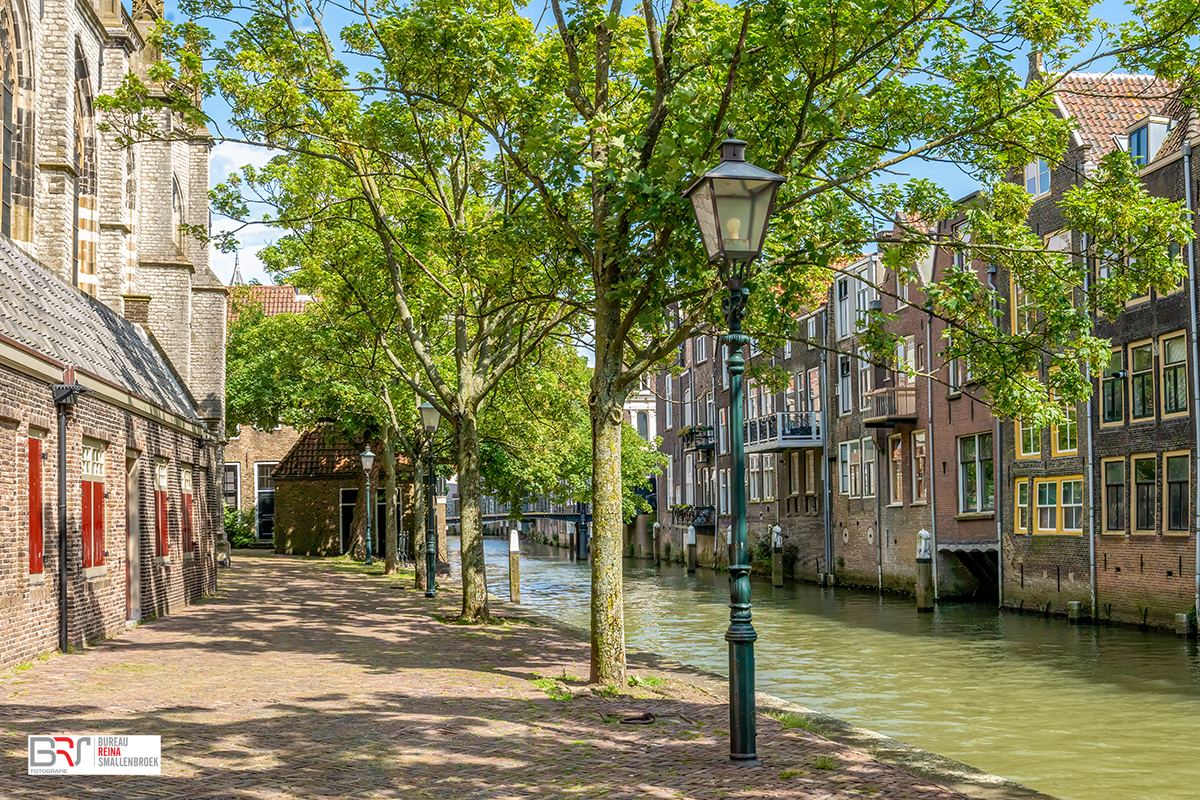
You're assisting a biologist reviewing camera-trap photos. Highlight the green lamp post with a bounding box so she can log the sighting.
[361,448,375,565]
[685,135,785,766]
[419,400,442,598]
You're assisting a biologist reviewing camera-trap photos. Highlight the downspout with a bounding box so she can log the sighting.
[821,313,832,580]
[52,380,85,655]
[926,313,939,599]
[1083,230,1097,619]
[1184,140,1200,622]
[986,265,1001,607]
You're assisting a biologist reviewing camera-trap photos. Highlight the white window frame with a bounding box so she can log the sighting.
[806,450,817,495]
[749,454,761,502]
[789,451,801,496]
[839,355,852,416]
[1025,157,1051,197]
[665,374,673,429]
[763,455,776,502]
[912,431,928,503]
[839,442,850,494]
[862,438,876,499]
[223,462,241,508]
[858,353,872,411]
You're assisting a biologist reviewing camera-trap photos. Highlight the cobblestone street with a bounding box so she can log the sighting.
[0,552,979,799]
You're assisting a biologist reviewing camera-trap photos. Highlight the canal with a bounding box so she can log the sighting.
[451,536,1200,800]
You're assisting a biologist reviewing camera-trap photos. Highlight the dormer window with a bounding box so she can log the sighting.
[1024,158,1050,197]
[1130,125,1148,167]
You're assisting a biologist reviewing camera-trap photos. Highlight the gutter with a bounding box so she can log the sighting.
[1184,141,1200,622]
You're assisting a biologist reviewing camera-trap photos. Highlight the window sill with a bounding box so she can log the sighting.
[155,556,171,567]
[886,502,904,508]
[1129,417,1155,425]
[1131,531,1157,536]
[1034,531,1084,536]
[911,500,929,506]
[955,512,995,522]
[29,572,45,585]
[1164,531,1191,537]
[947,390,962,399]
[83,566,107,579]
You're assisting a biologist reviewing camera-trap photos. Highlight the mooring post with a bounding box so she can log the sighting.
[653,522,661,566]
[687,525,697,574]
[771,525,783,588]
[916,529,934,612]
[509,529,521,604]
[1068,601,1081,624]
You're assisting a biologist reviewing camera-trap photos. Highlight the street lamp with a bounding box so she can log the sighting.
[685,134,785,767]
[361,448,376,565]
[419,400,441,598]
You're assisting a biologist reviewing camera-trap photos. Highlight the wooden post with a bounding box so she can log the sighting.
[771,525,783,588]
[687,525,697,574]
[509,529,520,604]
[916,529,934,612]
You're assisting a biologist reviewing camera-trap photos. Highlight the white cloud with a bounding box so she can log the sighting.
[209,141,280,285]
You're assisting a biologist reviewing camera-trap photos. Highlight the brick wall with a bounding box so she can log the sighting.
[223,426,303,513]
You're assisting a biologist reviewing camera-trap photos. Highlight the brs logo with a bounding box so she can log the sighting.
[29,736,90,768]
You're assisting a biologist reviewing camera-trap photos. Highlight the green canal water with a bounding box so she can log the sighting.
[456,537,1200,800]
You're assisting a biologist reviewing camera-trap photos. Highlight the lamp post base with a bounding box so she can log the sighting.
[730,756,762,767]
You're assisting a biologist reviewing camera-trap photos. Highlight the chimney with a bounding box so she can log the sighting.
[1027,49,1044,84]
[122,295,151,326]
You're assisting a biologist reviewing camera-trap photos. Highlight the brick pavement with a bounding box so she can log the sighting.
[0,552,977,799]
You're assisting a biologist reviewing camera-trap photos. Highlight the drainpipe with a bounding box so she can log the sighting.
[926,313,939,599]
[821,313,832,580]
[986,265,1001,607]
[52,379,86,655]
[1184,140,1200,622]
[1083,230,1097,620]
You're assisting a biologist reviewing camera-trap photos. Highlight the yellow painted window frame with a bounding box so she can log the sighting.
[1033,475,1086,535]
[1100,457,1126,535]
[1014,478,1030,534]
[1163,449,1191,536]
[1128,338,1155,422]
[1099,348,1125,429]
[1051,400,1078,456]
[1159,331,1189,420]
[1010,274,1035,334]
[1131,452,1157,535]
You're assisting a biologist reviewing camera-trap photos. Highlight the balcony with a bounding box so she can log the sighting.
[743,411,823,452]
[671,504,716,527]
[863,386,918,427]
[680,425,715,453]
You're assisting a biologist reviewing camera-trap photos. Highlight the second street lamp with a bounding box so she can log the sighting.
[361,448,376,566]
[685,134,785,766]
[419,401,442,598]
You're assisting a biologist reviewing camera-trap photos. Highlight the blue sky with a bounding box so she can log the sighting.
[190,0,1136,286]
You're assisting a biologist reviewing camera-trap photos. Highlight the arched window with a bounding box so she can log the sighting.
[0,0,32,243]
[73,43,97,295]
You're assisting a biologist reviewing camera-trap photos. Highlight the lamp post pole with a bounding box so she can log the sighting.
[425,438,437,598]
[684,134,784,767]
[361,449,376,566]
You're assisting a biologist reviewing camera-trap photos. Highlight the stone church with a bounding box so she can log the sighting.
[0,0,226,669]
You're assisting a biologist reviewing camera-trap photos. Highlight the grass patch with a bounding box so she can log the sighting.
[779,769,803,779]
[627,674,665,688]
[531,677,573,701]
[594,684,620,698]
[811,754,839,770]
[768,710,827,736]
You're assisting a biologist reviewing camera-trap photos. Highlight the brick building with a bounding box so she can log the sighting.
[222,283,311,541]
[0,0,225,669]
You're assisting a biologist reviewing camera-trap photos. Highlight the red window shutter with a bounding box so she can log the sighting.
[183,495,194,552]
[92,481,105,566]
[157,490,168,556]
[28,438,42,574]
[81,480,93,569]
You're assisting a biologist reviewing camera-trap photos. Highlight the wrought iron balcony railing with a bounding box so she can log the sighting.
[743,411,822,451]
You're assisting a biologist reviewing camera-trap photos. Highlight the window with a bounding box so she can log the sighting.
[1062,479,1084,532]
[81,442,106,570]
[856,273,874,329]
[223,463,240,508]
[155,459,169,556]
[808,368,821,413]
[28,435,43,575]
[787,375,799,413]
[953,222,970,270]
[718,408,728,454]
[684,384,693,426]
[719,469,729,514]
[895,336,915,386]
[862,439,876,498]
[1011,276,1035,333]
[915,343,926,373]
[181,465,195,556]
[665,374,673,428]
[912,431,927,502]
[859,354,872,410]
[806,450,816,495]
[1015,479,1030,533]
[1017,418,1040,459]
[783,337,791,359]
[1134,455,1156,533]
[706,392,714,430]
[1104,459,1125,532]
[839,442,850,494]
[1102,350,1124,424]
[1166,453,1189,533]
[749,455,761,502]
[839,355,852,415]
[1036,480,1058,532]
[1162,333,1188,417]
[637,411,649,441]
[1052,401,1077,456]
[949,357,963,391]
[684,453,694,505]
[665,460,673,506]
[746,382,758,421]
[1024,157,1051,196]
[807,316,817,343]
[1129,125,1148,167]
[695,336,708,363]
[836,278,851,338]
[721,345,729,388]
[255,462,277,539]
[958,433,994,513]
[763,456,776,502]
[889,434,904,504]
[789,451,801,496]
[848,441,862,498]
[1130,342,1153,420]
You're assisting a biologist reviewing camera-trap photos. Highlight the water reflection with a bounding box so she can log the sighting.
[448,536,1200,800]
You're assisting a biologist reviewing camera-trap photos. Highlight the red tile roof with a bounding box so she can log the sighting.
[227,285,311,324]
[274,428,412,479]
[1053,73,1177,158]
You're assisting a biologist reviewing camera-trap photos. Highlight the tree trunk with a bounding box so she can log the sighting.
[383,427,399,575]
[413,450,428,590]
[456,408,489,621]
[589,368,627,686]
